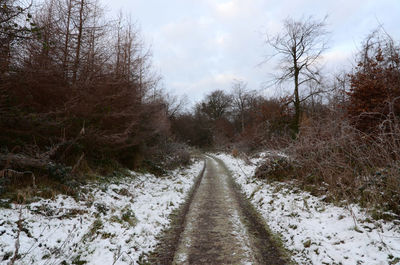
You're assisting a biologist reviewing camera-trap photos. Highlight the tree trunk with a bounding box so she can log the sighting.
[72,0,84,84]
[241,112,245,133]
[294,67,300,135]
[0,42,11,75]
[0,154,48,170]
[62,0,72,80]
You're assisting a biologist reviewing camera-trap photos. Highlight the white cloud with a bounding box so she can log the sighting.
[215,32,229,46]
[102,0,400,104]
[216,1,239,18]
[322,46,354,69]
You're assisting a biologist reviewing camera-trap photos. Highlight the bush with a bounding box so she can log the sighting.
[0,177,11,195]
[286,111,400,215]
[121,208,137,226]
[174,148,191,166]
[231,148,239,158]
[47,163,72,183]
[147,141,192,172]
[255,156,295,181]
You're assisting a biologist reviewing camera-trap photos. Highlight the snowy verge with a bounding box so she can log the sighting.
[0,159,203,265]
[215,153,400,265]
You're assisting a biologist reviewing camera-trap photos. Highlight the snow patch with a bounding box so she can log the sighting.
[0,160,203,264]
[216,153,400,265]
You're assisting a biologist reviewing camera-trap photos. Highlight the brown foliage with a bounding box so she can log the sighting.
[347,31,400,132]
[0,0,172,176]
[285,110,400,214]
[235,97,293,151]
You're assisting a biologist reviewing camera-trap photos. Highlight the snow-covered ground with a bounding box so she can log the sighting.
[216,153,400,265]
[0,160,203,265]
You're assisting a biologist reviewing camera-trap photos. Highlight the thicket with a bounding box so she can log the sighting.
[171,83,293,151]
[0,0,188,197]
[258,30,400,216]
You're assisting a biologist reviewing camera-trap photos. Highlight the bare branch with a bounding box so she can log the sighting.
[263,15,329,133]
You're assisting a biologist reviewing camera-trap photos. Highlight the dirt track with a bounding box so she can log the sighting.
[148,155,288,265]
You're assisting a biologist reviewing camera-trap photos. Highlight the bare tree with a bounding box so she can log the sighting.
[60,0,73,78]
[164,93,188,119]
[265,16,329,133]
[231,80,255,133]
[81,0,108,81]
[0,0,33,74]
[201,90,231,121]
[72,0,85,83]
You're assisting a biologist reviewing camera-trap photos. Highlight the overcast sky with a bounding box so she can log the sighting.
[101,0,400,103]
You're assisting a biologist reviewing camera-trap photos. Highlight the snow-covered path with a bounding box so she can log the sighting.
[171,155,287,265]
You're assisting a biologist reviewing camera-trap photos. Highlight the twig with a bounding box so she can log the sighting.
[112,245,122,265]
[71,153,85,175]
[8,207,23,265]
[235,159,249,179]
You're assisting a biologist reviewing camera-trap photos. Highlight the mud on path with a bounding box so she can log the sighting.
[148,155,288,265]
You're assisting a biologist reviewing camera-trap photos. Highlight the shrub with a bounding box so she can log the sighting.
[150,141,192,171]
[255,156,295,181]
[231,148,239,158]
[347,30,400,132]
[286,111,400,214]
[47,163,72,183]
[121,208,137,226]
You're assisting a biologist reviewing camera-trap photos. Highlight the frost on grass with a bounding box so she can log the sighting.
[216,153,400,265]
[0,160,203,265]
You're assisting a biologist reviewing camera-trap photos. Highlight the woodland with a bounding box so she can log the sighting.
[1,0,400,216]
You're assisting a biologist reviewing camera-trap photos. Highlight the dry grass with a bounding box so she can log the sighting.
[278,110,400,216]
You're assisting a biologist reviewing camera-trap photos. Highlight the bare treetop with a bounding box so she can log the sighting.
[267,16,329,86]
[265,16,329,133]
